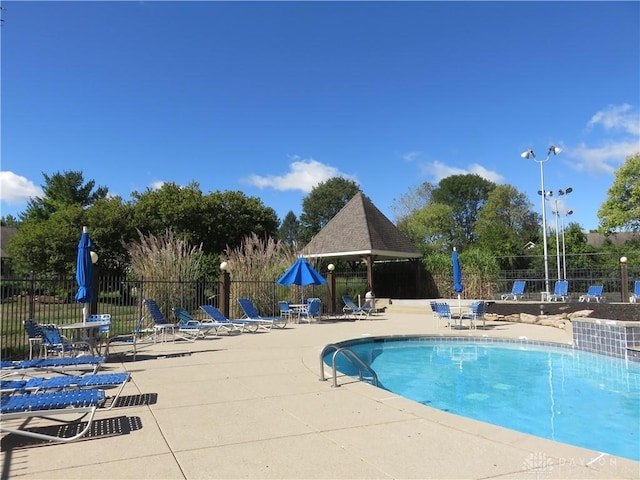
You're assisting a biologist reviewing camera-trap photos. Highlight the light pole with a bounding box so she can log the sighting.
[549,187,572,280]
[521,146,562,297]
[560,209,573,280]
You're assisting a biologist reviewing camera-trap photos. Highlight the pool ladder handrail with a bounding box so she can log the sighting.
[319,343,379,388]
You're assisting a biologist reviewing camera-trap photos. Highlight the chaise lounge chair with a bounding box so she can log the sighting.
[173,307,241,337]
[237,298,287,329]
[200,304,264,333]
[342,295,374,319]
[143,299,177,342]
[579,285,605,303]
[0,389,106,443]
[501,281,526,301]
[547,280,569,302]
[1,372,130,411]
[1,356,106,376]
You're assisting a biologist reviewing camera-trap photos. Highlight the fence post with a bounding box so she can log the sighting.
[29,271,35,320]
[219,262,231,319]
[620,257,629,302]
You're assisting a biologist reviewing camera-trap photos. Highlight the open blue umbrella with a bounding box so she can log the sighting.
[75,226,93,322]
[277,257,327,287]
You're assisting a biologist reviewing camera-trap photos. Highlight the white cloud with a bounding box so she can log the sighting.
[568,104,640,174]
[421,161,505,184]
[0,171,43,203]
[588,104,640,136]
[244,157,356,193]
[149,180,165,190]
[402,151,421,162]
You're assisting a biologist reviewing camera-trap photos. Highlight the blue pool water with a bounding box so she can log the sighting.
[325,338,640,461]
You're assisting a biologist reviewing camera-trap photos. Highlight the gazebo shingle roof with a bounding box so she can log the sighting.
[301,192,421,260]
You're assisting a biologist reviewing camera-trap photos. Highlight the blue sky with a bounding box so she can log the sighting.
[1,1,639,233]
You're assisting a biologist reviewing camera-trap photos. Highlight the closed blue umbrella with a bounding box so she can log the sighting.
[452,247,463,295]
[75,226,93,322]
[277,258,327,287]
[452,247,463,322]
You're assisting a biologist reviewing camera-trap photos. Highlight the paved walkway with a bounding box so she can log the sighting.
[1,308,638,479]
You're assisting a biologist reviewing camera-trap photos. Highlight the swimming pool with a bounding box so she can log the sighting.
[324,337,640,461]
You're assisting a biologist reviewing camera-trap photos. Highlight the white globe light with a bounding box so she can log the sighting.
[327,263,335,271]
[220,261,229,271]
[90,251,99,264]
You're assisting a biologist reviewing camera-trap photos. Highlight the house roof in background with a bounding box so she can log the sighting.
[586,232,640,248]
[301,192,422,261]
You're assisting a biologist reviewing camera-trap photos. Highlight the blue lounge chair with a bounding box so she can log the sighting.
[173,307,240,337]
[547,280,569,302]
[1,372,130,411]
[237,298,286,329]
[631,280,640,303]
[0,389,105,443]
[342,295,374,319]
[200,304,264,333]
[1,356,106,376]
[579,285,605,303]
[143,299,176,342]
[501,281,526,301]
[104,314,153,360]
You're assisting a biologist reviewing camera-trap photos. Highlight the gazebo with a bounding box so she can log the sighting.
[300,192,422,294]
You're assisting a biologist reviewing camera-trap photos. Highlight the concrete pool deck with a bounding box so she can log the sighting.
[1,306,638,479]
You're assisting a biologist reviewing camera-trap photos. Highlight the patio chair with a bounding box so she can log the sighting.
[173,307,240,338]
[547,280,569,302]
[143,299,176,342]
[0,389,106,443]
[39,324,92,358]
[200,304,264,333]
[579,285,605,303]
[342,295,374,319]
[279,301,294,323]
[237,298,286,329]
[1,372,130,411]
[23,319,44,359]
[433,302,456,328]
[501,281,526,301]
[460,301,488,329]
[298,298,321,323]
[631,280,640,303]
[84,314,112,354]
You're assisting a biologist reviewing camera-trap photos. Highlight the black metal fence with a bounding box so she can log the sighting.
[2,264,639,359]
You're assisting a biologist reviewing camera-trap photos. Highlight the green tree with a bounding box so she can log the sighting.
[7,205,85,275]
[598,152,640,232]
[0,214,20,227]
[21,171,108,221]
[474,185,539,268]
[431,174,496,246]
[278,211,300,247]
[390,182,434,224]
[299,177,360,243]
[399,203,455,255]
[130,184,279,256]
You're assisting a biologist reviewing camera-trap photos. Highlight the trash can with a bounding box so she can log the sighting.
[365,291,376,311]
